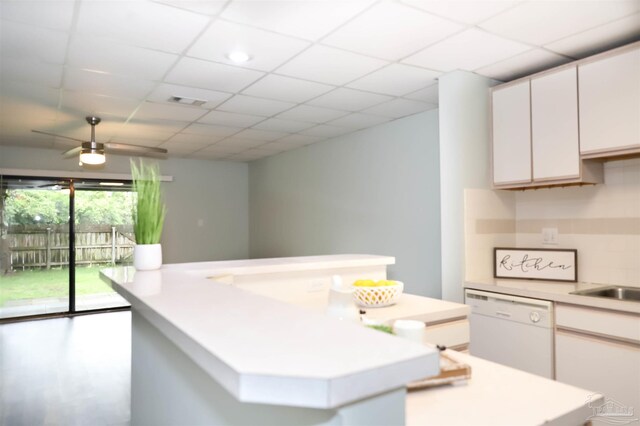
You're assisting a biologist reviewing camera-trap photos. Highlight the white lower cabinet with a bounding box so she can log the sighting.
[555,304,640,425]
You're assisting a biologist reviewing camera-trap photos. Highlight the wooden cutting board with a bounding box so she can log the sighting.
[407,351,471,391]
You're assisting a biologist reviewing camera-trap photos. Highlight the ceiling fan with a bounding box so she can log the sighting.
[32,116,168,165]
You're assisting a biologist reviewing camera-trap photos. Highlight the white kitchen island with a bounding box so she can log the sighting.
[101,255,602,426]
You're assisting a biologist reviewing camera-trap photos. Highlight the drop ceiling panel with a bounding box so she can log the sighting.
[299,124,353,138]
[166,57,264,92]
[347,64,441,96]
[404,84,438,104]
[276,45,388,85]
[327,113,390,130]
[217,95,296,116]
[476,48,571,82]
[277,134,324,146]
[364,98,434,118]
[109,136,166,148]
[146,83,232,109]
[242,74,335,103]
[545,13,640,58]
[1,58,63,88]
[0,0,75,31]
[181,123,242,137]
[211,137,266,149]
[259,140,307,152]
[0,84,60,111]
[153,0,227,16]
[198,110,266,127]
[252,118,315,133]
[276,105,350,123]
[63,68,156,100]
[0,98,60,122]
[187,20,310,71]
[60,91,140,119]
[323,1,463,61]
[67,37,178,81]
[0,21,69,65]
[159,140,211,155]
[401,0,520,25]
[76,1,210,54]
[403,28,531,71]
[233,128,288,142]
[132,101,208,122]
[166,133,223,146]
[308,88,392,111]
[115,122,181,141]
[479,1,639,46]
[221,0,374,41]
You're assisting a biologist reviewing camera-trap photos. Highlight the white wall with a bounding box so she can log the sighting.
[515,159,640,287]
[0,145,249,263]
[249,111,441,297]
[438,71,495,302]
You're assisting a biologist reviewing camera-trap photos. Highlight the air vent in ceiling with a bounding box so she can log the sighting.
[168,96,207,107]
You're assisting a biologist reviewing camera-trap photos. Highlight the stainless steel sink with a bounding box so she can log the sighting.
[571,286,640,302]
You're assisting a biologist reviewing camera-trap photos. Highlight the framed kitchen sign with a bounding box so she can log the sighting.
[494,248,578,282]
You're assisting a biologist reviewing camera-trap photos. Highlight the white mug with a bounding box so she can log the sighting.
[393,320,426,344]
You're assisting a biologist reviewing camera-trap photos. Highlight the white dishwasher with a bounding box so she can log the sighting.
[465,289,554,379]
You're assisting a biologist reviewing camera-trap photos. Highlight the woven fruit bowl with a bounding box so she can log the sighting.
[352,280,404,308]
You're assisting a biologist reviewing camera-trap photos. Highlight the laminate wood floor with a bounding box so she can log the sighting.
[0,312,131,426]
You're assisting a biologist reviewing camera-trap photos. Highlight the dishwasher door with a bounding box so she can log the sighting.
[465,289,554,379]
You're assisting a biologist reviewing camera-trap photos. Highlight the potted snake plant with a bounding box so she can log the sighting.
[131,159,166,271]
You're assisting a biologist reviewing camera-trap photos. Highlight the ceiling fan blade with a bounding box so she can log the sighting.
[105,142,168,156]
[62,146,83,159]
[32,130,87,143]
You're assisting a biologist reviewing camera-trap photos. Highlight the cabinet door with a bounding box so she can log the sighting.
[556,330,640,423]
[579,47,640,155]
[491,81,532,186]
[531,67,580,181]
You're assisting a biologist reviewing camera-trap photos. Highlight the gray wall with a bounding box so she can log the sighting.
[0,145,249,263]
[249,111,441,297]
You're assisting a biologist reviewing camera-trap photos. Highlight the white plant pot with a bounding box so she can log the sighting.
[134,243,162,271]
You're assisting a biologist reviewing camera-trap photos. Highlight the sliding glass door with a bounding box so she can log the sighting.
[73,181,133,312]
[0,177,71,319]
[0,175,132,320]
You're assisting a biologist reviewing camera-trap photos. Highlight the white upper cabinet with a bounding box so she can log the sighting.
[492,81,532,186]
[531,66,581,182]
[579,46,640,157]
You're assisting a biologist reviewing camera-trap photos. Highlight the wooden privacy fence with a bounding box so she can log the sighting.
[7,224,135,270]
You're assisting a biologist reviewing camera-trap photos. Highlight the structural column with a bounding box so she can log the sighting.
[438,71,495,302]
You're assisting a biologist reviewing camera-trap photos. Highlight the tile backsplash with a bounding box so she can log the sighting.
[465,159,640,287]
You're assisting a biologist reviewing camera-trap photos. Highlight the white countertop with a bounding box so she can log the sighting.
[407,350,603,426]
[466,278,640,314]
[100,255,439,410]
[292,293,470,325]
[165,254,395,277]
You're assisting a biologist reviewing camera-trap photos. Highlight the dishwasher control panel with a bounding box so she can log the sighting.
[465,289,553,328]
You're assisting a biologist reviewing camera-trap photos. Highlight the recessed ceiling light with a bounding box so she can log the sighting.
[227,51,251,64]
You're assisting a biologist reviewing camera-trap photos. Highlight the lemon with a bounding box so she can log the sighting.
[376,280,396,286]
[354,279,376,287]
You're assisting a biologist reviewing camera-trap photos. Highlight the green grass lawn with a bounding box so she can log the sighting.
[0,267,114,306]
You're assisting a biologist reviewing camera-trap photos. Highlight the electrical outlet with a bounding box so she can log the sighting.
[542,228,558,245]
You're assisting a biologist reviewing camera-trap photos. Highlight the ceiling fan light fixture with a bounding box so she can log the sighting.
[79,141,106,165]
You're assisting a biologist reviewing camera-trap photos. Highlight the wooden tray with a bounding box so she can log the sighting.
[407,351,471,391]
